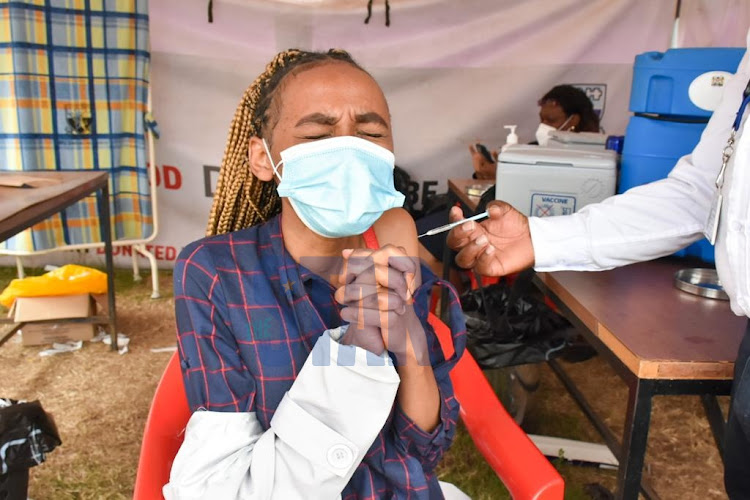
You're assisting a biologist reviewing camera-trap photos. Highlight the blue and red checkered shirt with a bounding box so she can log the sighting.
[174,215,466,499]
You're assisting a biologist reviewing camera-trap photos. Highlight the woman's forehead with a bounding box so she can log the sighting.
[274,62,389,119]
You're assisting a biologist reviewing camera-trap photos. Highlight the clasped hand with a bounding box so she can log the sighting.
[334,245,428,365]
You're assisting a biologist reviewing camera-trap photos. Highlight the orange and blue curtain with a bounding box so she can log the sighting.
[0,0,152,251]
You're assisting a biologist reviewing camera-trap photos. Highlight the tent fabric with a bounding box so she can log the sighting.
[0,0,152,252]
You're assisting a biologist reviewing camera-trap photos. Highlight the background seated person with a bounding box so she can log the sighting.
[165,49,467,500]
[418,84,602,279]
[470,84,602,180]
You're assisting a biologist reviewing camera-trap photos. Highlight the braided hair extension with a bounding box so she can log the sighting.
[206,49,366,236]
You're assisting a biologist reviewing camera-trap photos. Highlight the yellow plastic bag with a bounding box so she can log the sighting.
[0,265,107,308]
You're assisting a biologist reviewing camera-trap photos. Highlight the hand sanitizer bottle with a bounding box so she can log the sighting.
[501,125,518,152]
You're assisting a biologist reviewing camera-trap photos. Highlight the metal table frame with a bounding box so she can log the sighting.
[534,274,731,500]
[0,171,117,351]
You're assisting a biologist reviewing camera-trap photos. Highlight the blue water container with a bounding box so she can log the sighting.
[619,116,715,261]
[618,116,705,192]
[619,47,745,263]
[630,48,745,117]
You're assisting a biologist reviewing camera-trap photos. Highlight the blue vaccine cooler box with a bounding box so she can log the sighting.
[496,145,616,218]
[619,47,745,263]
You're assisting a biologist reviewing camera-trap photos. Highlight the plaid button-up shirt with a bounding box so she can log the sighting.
[174,215,466,499]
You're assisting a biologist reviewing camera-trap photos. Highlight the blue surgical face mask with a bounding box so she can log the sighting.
[262,136,405,238]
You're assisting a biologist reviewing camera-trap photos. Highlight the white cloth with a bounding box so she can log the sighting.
[529,28,750,318]
[440,481,473,500]
[163,330,400,500]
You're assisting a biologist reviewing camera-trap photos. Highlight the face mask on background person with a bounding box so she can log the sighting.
[535,115,573,146]
[263,136,405,238]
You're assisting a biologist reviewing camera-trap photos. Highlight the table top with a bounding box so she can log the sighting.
[538,259,746,380]
[0,171,108,242]
[448,178,494,213]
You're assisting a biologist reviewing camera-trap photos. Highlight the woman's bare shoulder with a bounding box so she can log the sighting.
[372,208,418,257]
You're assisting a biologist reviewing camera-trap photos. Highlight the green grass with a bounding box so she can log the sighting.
[438,422,511,499]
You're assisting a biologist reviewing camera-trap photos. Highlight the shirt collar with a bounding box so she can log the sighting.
[267,215,334,299]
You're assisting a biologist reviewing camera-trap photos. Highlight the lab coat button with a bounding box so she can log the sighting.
[730,220,743,232]
[327,444,354,469]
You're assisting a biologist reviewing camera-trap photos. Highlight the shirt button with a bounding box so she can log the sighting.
[326,444,354,469]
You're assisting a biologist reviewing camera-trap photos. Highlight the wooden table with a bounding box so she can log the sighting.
[0,171,117,350]
[536,259,745,499]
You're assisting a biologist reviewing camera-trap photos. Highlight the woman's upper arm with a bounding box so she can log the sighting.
[374,208,418,254]
[174,242,256,413]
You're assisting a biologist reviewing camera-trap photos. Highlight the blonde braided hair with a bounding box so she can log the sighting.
[206,48,364,236]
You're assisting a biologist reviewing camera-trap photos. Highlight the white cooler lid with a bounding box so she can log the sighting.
[497,144,616,169]
[548,130,608,145]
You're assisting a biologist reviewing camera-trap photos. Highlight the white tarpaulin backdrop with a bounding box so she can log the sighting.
[10,0,750,269]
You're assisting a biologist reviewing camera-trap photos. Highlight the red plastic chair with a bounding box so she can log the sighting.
[134,317,564,500]
[133,352,190,500]
[427,313,564,500]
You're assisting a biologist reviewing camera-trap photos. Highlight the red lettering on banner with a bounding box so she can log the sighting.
[95,245,178,261]
[163,165,182,190]
[147,163,183,191]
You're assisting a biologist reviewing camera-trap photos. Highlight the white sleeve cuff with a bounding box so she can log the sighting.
[529,215,597,271]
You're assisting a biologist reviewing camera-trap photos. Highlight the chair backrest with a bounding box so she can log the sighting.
[133,352,190,500]
[427,313,564,500]
[134,319,565,500]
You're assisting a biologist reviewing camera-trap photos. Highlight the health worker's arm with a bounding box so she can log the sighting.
[530,48,749,271]
[163,242,400,500]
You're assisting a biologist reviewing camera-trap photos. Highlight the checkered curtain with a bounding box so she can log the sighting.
[0,0,152,251]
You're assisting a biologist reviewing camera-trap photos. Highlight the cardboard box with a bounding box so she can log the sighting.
[91,293,109,315]
[20,322,94,346]
[10,295,95,346]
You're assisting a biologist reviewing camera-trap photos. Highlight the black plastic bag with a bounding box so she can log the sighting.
[0,399,61,474]
[460,270,577,369]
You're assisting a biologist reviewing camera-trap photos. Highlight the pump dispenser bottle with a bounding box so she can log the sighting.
[501,125,518,152]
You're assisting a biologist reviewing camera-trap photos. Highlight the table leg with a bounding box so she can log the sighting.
[97,183,118,352]
[617,378,655,500]
[700,394,726,460]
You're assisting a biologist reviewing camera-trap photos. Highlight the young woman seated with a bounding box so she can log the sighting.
[165,49,468,500]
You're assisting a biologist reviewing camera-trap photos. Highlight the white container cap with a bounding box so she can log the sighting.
[548,130,608,145]
[497,145,616,169]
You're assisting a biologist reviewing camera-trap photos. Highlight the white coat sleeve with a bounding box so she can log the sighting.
[529,47,750,272]
[162,329,400,500]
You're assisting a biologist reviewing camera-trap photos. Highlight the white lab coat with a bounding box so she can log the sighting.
[529,28,750,318]
[163,329,470,500]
